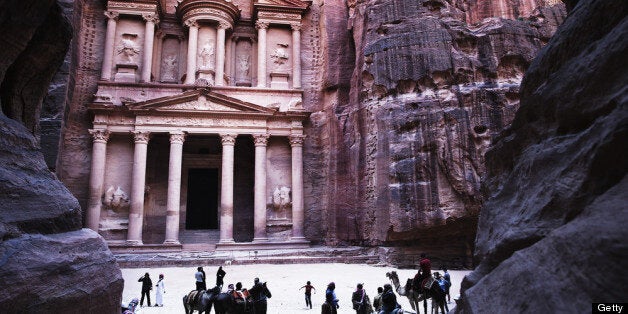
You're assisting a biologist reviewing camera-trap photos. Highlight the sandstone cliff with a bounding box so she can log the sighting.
[0,0,123,311]
[305,0,565,265]
[458,0,628,311]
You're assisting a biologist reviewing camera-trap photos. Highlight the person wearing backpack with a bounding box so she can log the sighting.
[352,283,374,314]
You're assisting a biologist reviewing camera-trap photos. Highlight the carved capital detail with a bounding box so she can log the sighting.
[169,132,186,144]
[253,134,270,146]
[220,133,237,146]
[218,21,231,30]
[89,129,110,143]
[289,134,305,147]
[185,19,199,28]
[255,21,269,30]
[104,11,120,20]
[290,23,302,31]
[142,13,160,24]
[132,131,151,143]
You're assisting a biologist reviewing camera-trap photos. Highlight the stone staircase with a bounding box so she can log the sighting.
[180,229,220,252]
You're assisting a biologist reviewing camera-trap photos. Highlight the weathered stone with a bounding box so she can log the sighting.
[0,0,123,311]
[458,0,628,311]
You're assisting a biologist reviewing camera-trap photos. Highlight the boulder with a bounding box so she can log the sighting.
[458,0,628,311]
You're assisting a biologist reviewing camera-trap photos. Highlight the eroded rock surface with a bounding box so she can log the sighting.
[0,0,123,311]
[458,0,628,311]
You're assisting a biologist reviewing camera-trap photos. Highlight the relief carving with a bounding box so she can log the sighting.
[237,55,250,77]
[271,186,292,218]
[198,42,215,69]
[117,34,140,63]
[103,185,130,211]
[270,43,289,66]
[161,55,178,81]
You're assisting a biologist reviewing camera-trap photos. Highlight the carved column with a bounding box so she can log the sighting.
[153,30,165,81]
[290,134,306,240]
[127,131,150,245]
[101,11,119,80]
[291,23,302,89]
[141,14,159,82]
[219,133,237,244]
[256,21,269,87]
[253,134,269,242]
[86,129,110,231]
[164,131,185,245]
[185,20,199,84]
[215,22,229,86]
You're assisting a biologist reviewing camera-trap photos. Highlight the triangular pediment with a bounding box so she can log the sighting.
[127,88,277,115]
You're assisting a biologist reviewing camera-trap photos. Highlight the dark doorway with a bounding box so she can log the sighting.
[186,168,218,229]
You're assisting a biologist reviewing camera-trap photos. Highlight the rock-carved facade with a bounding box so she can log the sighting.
[89,0,310,250]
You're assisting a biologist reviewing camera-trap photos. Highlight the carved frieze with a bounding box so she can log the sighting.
[135,115,265,128]
[183,8,233,26]
[257,12,302,22]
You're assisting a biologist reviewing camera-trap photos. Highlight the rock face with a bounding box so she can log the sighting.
[306,0,565,264]
[458,0,628,312]
[0,0,123,311]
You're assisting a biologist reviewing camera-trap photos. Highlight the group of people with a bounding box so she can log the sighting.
[136,272,165,307]
[194,265,226,291]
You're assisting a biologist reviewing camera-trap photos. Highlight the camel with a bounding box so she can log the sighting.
[386,271,422,313]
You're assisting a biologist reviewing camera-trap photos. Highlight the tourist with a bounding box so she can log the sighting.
[299,280,316,309]
[351,283,373,314]
[323,282,339,314]
[195,267,206,291]
[216,266,226,288]
[413,253,432,291]
[372,287,384,313]
[154,274,165,307]
[137,272,152,307]
[442,267,451,303]
[434,272,449,312]
[380,284,400,314]
[249,277,272,314]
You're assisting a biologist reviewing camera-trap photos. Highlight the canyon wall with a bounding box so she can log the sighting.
[0,0,123,311]
[458,0,627,311]
[305,0,565,265]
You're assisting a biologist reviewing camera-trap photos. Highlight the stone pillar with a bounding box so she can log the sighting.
[255,21,269,87]
[141,14,159,83]
[127,131,150,245]
[164,131,185,245]
[219,133,236,244]
[101,11,119,80]
[291,23,302,89]
[215,22,229,86]
[290,134,306,240]
[184,20,199,84]
[253,134,269,242]
[86,129,110,231]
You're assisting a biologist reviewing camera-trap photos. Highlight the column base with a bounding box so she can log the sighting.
[163,239,181,245]
[125,239,143,246]
[290,236,308,242]
[252,237,269,243]
[218,238,235,244]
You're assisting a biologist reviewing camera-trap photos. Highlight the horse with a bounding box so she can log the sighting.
[417,277,446,314]
[183,286,220,314]
[321,302,337,314]
[212,289,256,314]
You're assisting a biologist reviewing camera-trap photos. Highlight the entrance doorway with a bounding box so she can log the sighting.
[186,168,218,229]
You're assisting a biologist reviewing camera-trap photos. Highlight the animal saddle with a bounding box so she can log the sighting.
[422,276,436,290]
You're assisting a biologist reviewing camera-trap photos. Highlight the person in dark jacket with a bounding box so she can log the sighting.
[351,283,373,314]
[138,272,152,307]
[249,277,272,314]
[380,284,400,314]
[216,266,226,288]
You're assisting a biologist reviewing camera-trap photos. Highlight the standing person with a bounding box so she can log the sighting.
[413,253,432,291]
[200,266,207,290]
[351,283,373,314]
[434,272,449,312]
[154,274,165,307]
[372,287,384,313]
[322,282,339,314]
[380,284,400,314]
[442,267,451,303]
[249,277,272,314]
[195,267,206,291]
[137,272,152,307]
[299,280,316,309]
[216,266,226,288]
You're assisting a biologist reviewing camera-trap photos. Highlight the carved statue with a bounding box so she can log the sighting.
[162,55,177,81]
[199,42,215,69]
[103,185,130,210]
[237,55,250,77]
[117,34,140,63]
[270,43,289,66]
[272,186,291,216]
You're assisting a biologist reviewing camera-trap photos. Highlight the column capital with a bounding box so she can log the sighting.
[142,13,159,24]
[104,11,119,20]
[89,129,110,143]
[253,133,270,146]
[169,131,186,144]
[185,19,199,28]
[289,134,305,147]
[218,21,231,30]
[290,23,302,31]
[220,133,237,145]
[255,21,269,30]
[132,131,151,143]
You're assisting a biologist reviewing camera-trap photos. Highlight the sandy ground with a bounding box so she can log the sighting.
[122,264,470,314]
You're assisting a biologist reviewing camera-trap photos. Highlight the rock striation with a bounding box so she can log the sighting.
[0,0,123,311]
[458,0,628,311]
[306,0,565,264]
